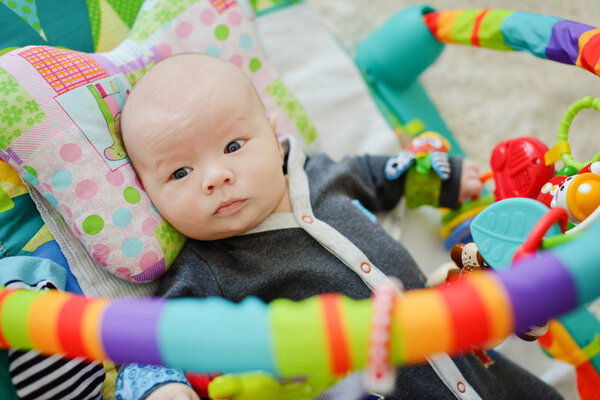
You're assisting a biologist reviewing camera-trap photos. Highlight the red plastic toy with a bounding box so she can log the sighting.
[490,137,556,200]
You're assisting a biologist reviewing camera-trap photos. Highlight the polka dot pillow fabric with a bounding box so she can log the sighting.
[0,0,309,282]
[2,0,42,32]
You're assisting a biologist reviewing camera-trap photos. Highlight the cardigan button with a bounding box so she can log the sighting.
[457,381,466,393]
[360,262,371,273]
[302,215,314,224]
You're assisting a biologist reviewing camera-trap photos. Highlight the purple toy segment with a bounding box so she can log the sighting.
[498,253,577,332]
[546,20,596,64]
[101,297,166,365]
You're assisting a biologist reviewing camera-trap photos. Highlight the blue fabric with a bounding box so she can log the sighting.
[115,363,190,400]
[0,256,66,290]
[29,240,82,294]
[0,194,44,259]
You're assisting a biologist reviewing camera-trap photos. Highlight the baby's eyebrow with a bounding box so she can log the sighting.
[152,156,170,171]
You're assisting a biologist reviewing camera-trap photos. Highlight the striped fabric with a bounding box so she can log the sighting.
[4,280,105,400]
[8,350,104,400]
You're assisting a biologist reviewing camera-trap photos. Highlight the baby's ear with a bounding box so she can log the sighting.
[268,113,278,133]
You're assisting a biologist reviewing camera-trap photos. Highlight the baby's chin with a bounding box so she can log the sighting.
[187,231,242,241]
[177,208,272,240]
[183,223,255,241]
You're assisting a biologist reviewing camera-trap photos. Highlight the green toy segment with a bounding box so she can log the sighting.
[0,288,36,349]
[557,96,600,170]
[339,296,371,370]
[450,9,481,46]
[271,296,331,379]
[478,10,513,50]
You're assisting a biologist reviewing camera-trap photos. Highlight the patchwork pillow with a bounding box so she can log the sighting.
[0,0,317,282]
[0,0,145,54]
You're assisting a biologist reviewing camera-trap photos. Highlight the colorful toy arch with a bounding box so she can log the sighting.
[355,5,600,158]
[0,219,599,379]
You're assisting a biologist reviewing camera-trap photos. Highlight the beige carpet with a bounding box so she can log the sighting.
[306,0,600,171]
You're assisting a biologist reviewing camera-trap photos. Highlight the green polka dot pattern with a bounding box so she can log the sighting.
[123,186,141,204]
[86,0,101,50]
[106,0,144,28]
[0,0,42,34]
[249,57,262,72]
[82,215,104,235]
[215,24,229,41]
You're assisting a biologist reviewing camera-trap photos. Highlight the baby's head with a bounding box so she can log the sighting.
[121,54,291,240]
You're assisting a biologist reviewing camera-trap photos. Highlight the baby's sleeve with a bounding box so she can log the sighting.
[115,363,190,400]
[326,153,463,212]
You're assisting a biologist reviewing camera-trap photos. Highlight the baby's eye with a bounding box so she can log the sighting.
[172,167,192,180]
[225,139,245,154]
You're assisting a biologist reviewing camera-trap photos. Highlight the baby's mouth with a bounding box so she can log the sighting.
[214,199,247,216]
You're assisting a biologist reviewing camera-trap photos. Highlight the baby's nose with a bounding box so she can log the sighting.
[203,166,235,193]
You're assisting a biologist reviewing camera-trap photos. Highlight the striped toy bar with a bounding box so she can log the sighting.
[424,9,600,78]
[0,219,599,380]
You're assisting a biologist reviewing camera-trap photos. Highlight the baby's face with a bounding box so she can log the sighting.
[123,57,290,240]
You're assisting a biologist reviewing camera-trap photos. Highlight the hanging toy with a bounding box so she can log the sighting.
[540,96,600,225]
[385,131,451,179]
[489,137,555,201]
[544,96,600,171]
[549,162,600,224]
[537,175,569,208]
[385,131,452,208]
[449,242,491,278]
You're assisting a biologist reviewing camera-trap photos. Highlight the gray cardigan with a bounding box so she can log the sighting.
[155,138,561,400]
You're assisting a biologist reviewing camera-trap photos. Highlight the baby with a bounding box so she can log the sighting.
[116,54,560,400]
